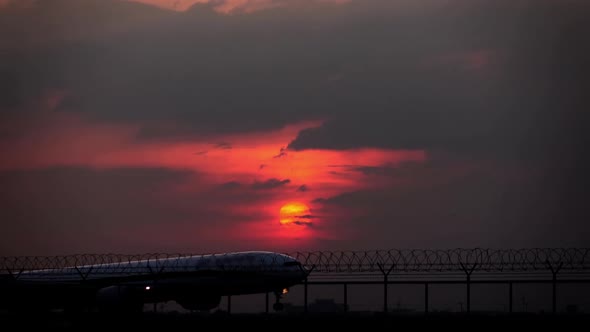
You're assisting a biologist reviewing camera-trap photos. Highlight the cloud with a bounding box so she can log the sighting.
[215,142,232,150]
[297,185,309,192]
[126,0,350,13]
[313,159,590,248]
[2,0,586,163]
[273,147,287,159]
[252,178,291,190]
[220,179,292,191]
[220,181,242,190]
[292,220,313,227]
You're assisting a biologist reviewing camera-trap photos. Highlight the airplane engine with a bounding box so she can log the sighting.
[176,294,221,311]
[95,285,143,312]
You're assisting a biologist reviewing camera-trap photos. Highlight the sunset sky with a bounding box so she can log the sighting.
[0,0,588,255]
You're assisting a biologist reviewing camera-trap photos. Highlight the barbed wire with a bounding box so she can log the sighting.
[289,248,590,273]
[1,249,589,276]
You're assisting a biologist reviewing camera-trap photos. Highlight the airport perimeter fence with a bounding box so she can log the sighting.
[2,248,590,314]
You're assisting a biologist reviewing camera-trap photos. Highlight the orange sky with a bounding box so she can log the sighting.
[0,91,426,247]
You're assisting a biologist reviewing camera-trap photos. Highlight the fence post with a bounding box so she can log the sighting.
[343,283,348,313]
[377,263,395,313]
[546,260,563,314]
[147,262,165,314]
[302,265,316,314]
[509,281,513,314]
[424,283,429,315]
[460,262,477,314]
[304,277,308,313]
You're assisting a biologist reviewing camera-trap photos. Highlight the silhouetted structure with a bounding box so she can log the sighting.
[2,248,589,314]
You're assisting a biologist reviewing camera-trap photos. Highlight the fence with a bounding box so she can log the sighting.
[2,248,590,314]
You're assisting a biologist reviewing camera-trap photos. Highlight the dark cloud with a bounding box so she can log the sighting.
[251,178,291,190]
[352,166,395,176]
[329,164,399,176]
[273,147,287,159]
[297,185,309,192]
[215,142,232,150]
[1,0,585,158]
[292,221,313,227]
[220,181,242,190]
[315,159,590,248]
[219,178,292,190]
[0,71,21,109]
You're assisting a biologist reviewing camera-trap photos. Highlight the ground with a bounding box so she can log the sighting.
[1,311,589,330]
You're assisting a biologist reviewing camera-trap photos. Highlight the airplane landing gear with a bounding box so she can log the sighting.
[273,291,284,311]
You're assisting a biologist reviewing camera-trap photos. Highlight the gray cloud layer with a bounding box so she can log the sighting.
[316,158,590,248]
[2,0,588,160]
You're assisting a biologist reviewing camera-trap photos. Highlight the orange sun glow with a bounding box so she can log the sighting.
[279,202,311,226]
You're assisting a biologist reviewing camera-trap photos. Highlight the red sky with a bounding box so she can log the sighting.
[0,90,425,254]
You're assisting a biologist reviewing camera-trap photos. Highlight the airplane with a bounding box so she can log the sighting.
[0,251,308,313]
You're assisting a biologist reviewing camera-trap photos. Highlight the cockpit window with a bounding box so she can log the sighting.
[283,261,301,267]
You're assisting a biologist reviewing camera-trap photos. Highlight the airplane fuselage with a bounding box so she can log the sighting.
[0,251,306,312]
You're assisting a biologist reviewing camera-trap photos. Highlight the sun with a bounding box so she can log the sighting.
[279,202,312,226]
